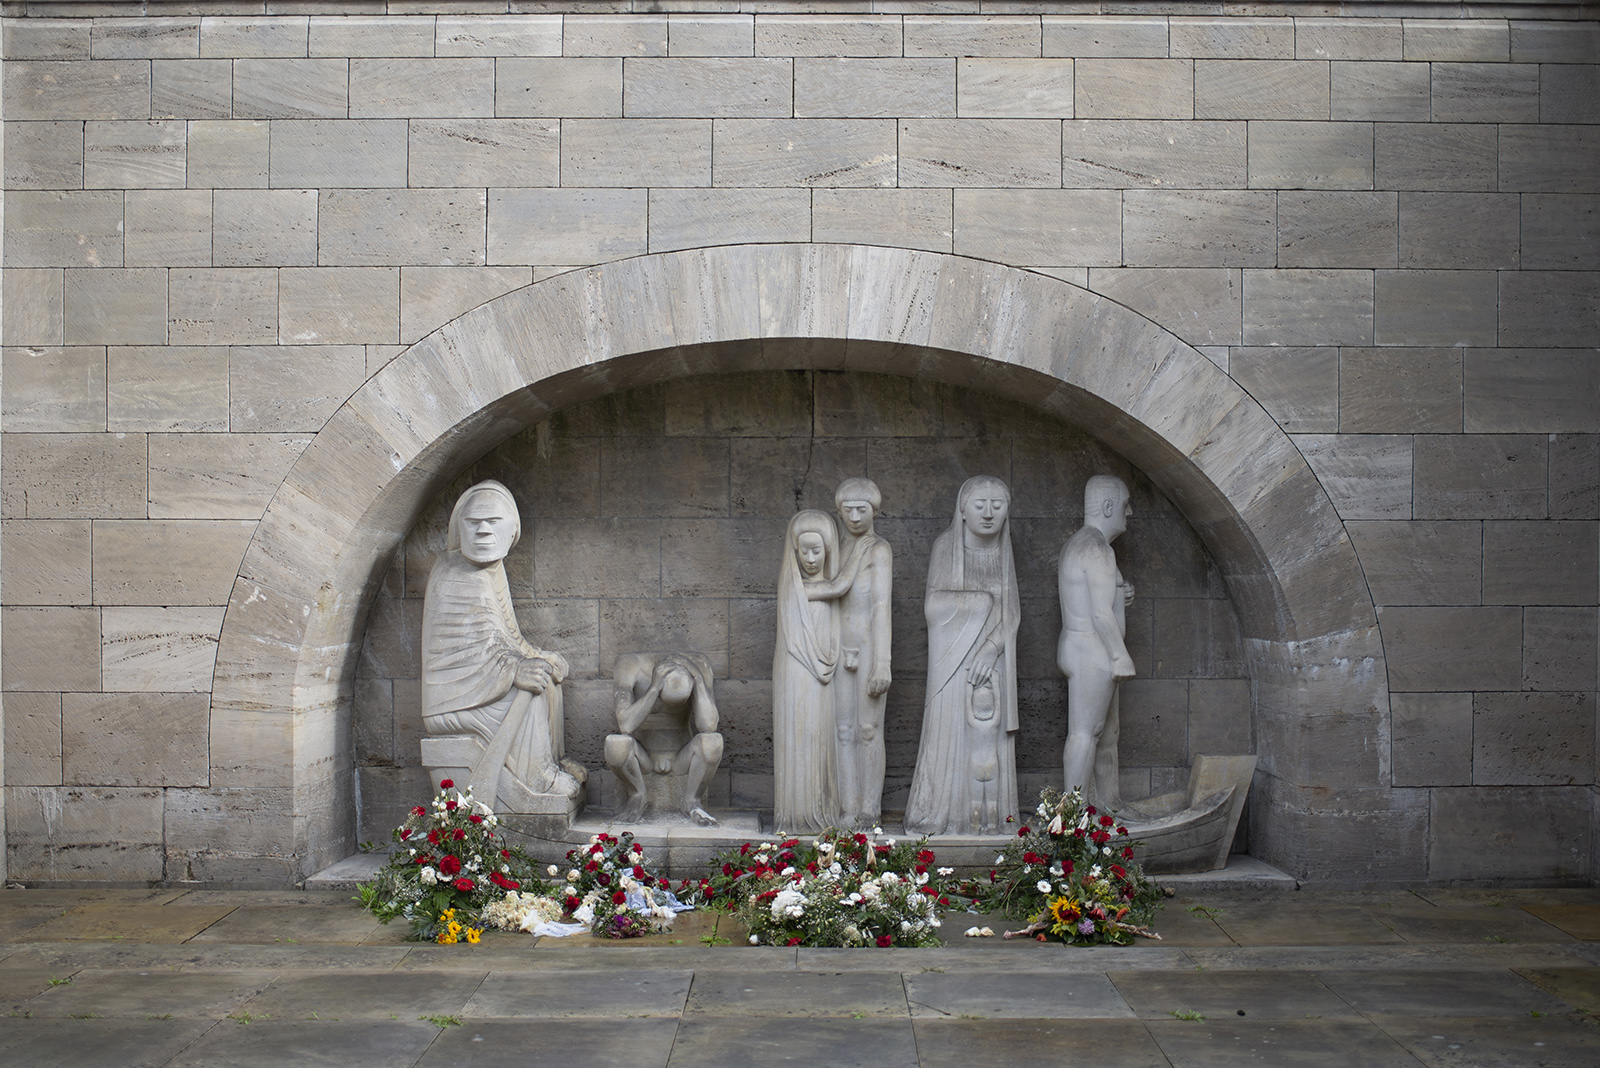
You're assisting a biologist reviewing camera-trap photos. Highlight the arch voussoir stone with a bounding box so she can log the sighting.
[203,244,1400,883]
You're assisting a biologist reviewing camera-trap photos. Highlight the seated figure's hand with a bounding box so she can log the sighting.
[515,658,552,693]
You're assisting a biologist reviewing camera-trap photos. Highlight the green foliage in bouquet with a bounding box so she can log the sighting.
[962,788,1163,945]
[357,779,554,942]
[695,829,955,947]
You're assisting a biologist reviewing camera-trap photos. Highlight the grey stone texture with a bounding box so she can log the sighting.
[1,10,1596,891]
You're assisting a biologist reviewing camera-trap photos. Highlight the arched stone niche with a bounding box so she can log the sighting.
[354,370,1251,838]
[207,245,1405,886]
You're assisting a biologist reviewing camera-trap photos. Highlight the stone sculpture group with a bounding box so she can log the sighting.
[418,471,1243,857]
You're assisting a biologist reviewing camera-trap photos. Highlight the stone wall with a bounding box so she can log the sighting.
[1,4,1595,886]
[353,369,1248,838]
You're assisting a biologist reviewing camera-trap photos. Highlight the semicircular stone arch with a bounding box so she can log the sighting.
[210,244,1403,884]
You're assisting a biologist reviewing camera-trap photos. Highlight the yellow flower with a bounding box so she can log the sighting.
[465,927,482,944]
[1047,897,1081,926]
[447,921,462,936]
[440,908,456,921]
[436,928,457,945]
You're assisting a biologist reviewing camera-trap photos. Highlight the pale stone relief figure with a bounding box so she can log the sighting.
[1059,475,1136,809]
[606,651,723,827]
[905,476,1021,835]
[804,478,893,828]
[772,509,841,832]
[421,480,582,810]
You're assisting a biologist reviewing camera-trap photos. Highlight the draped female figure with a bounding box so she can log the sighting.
[772,509,842,832]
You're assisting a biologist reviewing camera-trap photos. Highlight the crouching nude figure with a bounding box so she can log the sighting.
[606,651,724,826]
[422,480,584,811]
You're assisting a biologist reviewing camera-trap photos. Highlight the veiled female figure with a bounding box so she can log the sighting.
[772,509,842,832]
[905,476,1021,835]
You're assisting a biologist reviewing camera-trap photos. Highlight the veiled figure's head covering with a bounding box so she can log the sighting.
[777,509,840,681]
[446,479,522,553]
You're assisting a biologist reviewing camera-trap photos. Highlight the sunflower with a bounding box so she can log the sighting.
[1047,897,1082,926]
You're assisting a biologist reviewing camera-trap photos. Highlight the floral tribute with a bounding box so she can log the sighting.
[358,779,557,942]
[962,788,1163,945]
[557,830,688,938]
[695,829,954,947]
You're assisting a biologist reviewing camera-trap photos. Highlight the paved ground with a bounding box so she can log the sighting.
[1,884,1597,1067]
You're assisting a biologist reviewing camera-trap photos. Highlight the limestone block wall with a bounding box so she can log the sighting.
[1,3,1595,886]
[353,370,1248,839]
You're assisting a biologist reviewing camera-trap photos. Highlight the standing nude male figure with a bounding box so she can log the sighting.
[1058,475,1136,808]
[806,477,893,827]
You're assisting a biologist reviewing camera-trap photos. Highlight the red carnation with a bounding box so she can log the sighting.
[565,895,580,910]
[501,849,511,859]
[445,800,458,811]
[611,891,627,905]
[1018,827,1030,837]
[400,828,412,840]
[440,779,454,789]
[585,860,599,872]
[1100,815,1114,827]
[411,806,426,817]
[1122,847,1134,859]
[786,937,802,946]
[427,830,441,845]
[633,865,645,879]
[452,828,466,841]
[453,877,475,892]
[876,935,893,948]
[439,855,462,876]
[469,814,484,824]
[1086,805,1097,816]
[632,843,643,854]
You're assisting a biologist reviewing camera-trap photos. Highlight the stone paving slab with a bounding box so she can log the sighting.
[1183,942,1594,971]
[462,968,693,1018]
[1363,904,1574,943]
[0,1017,218,1068]
[1523,903,1600,940]
[0,942,412,972]
[234,969,487,1021]
[415,1018,679,1068]
[684,968,908,1017]
[185,905,385,945]
[668,1015,919,1068]
[906,969,1135,1018]
[1146,1016,1428,1067]
[1513,965,1600,1015]
[1316,968,1580,1018]
[1369,1014,1600,1068]
[19,902,238,943]
[163,1018,442,1068]
[912,1018,1172,1068]
[21,968,277,1019]
[1209,903,1407,945]
[1109,968,1360,1020]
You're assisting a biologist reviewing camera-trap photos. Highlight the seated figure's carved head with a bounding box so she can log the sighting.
[834,476,883,536]
[654,654,698,704]
[448,480,521,565]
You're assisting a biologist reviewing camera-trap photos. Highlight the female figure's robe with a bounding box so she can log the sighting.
[772,509,841,832]
[904,481,1020,835]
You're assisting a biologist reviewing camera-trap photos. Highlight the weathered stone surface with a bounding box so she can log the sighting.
[349,58,495,118]
[399,266,532,345]
[812,189,952,253]
[1430,786,1591,881]
[211,189,315,267]
[186,120,269,188]
[0,607,101,692]
[1248,121,1372,189]
[408,119,559,188]
[1431,63,1540,124]
[1521,194,1600,271]
[625,58,792,118]
[1379,605,1522,692]
[1345,520,1481,606]
[151,59,232,120]
[1398,192,1520,270]
[91,17,198,60]
[108,345,228,432]
[1,432,145,520]
[317,189,487,267]
[232,58,347,118]
[1550,434,1600,521]
[435,14,560,57]
[1375,123,1497,192]
[1541,64,1600,125]
[756,14,900,58]
[564,12,666,57]
[1473,692,1596,787]
[956,59,1072,118]
[900,118,1059,187]
[1123,189,1273,267]
[1463,348,1600,434]
[1296,17,1402,61]
[1087,267,1241,346]
[1523,607,1599,693]
[149,432,309,519]
[1482,520,1599,607]
[2,691,62,786]
[125,190,211,268]
[1061,118,1245,189]
[668,14,754,57]
[1498,272,1600,347]
[3,17,91,61]
[1330,60,1431,122]
[1075,59,1193,119]
[560,119,710,187]
[1293,434,1411,520]
[2,345,106,432]
[1512,19,1600,62]
[1390,692,1472,787]
[168,269,277,346]
[5,191,124,268]
[3,785,164,882]
[647,189,810,253]
[2,270,66,346]
[716,119,896,187]
[199,15,309,59]
[1278,191,1398,268]
[1414,434,1549,521]
[278,267,399,345]
[267,120,409,189]
[1229,347,1338,432]
[904,14,1040,58]
[83,120,186,189]
[795,58,954,118]
[308,15,433,59]
[1405,18,1508,62]
[99,606,225,694]
[0,520,93,604]
[4,120,85,190]
[1497,126,1600,194]
[4,61,151,121]
[1196,59,1328,119]
[1186,677,1252,757]
[228,345,367,432]
[489,189,647,265]
[495,58,622,117]
[1243,269,1373,346]
[1044,16,1168,59]
[1374,270,1498,348]
[953,189,1121,266]
[64,269,168,346]
[91,519,256,606]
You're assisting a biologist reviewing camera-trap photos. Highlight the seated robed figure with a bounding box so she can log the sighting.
[420,479,583,811]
